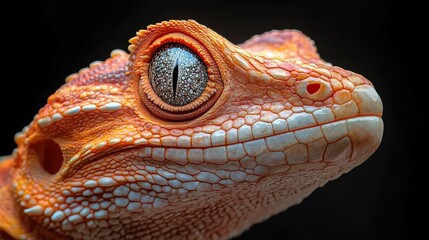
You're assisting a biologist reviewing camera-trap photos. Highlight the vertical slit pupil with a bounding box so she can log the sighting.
[172,60,179,95]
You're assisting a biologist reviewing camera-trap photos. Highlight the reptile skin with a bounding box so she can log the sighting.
[0,20,383,239]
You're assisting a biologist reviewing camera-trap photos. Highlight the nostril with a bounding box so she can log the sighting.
[296,78,332,101]
[306,83,321,94]
[31,139,63,175]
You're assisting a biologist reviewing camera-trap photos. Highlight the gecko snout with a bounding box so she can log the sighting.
[351,85,383,117]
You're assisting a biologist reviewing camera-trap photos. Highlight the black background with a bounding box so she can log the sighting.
[0,1,417,239]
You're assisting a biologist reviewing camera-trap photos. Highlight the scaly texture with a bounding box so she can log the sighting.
[0,20,383,240]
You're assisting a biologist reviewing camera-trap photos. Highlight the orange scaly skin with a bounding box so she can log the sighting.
[0,20,383,239]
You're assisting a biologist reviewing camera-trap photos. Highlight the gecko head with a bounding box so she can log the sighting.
[7,20,383,238]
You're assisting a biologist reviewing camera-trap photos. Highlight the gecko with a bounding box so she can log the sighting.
[0,20,383,239]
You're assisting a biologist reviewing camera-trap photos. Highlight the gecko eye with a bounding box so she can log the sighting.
[149,43,209,106]
[134,32,224,121]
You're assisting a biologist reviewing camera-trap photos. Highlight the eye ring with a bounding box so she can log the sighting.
[136,33,223,121]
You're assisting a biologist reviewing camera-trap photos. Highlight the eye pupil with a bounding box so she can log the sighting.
[149,43,208,106]
[172,60,179,95]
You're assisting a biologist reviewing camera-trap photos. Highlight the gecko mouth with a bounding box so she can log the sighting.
[57,114,383,184]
